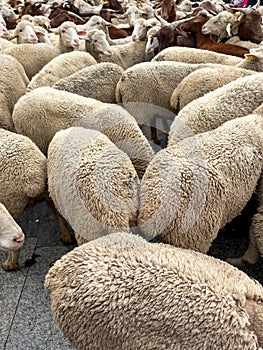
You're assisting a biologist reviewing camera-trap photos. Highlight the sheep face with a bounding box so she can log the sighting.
[0,204,24,252]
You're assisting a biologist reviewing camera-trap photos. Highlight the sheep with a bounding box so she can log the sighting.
[131,17,160,42]
[3,43,60,79]
[53,62,124,103]
[237,45,263,72]
[226,36,262,50]
[9,19,38,44]
[85,28,154,70]
[0,53,29,131]
[145,24,161,54]
[0,128,47,270]
[47,127,140,245]
[170,65,255,113]
[75,104,155,178]
[0,37,15,50]
[169,74,263,145]
[253,103,263,115]
[115,60,226,143]
[0,202,24,255]
[33,25,53,45]
[45,231,263,350]
[26,51,97,91]
[138,114,263,265]
[12,87,106,154]
[49,21,84,53]
[152,46,243,65]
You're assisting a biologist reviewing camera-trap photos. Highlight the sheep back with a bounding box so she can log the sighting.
[12,87,106,154]
[139,115,263,253]
[47,127,140,244]
[45,235,263,350]
[27,51,97,91]
[0,129,47,218]
[53,62,124,103]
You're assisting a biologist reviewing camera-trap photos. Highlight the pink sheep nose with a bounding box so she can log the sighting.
[29,34,38,42]
[132,34,137,41]
[72,38,80,46]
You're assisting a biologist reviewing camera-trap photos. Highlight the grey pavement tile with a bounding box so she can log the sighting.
[0,237,37,350]
[17,202,74,248]
[4,246,75,350]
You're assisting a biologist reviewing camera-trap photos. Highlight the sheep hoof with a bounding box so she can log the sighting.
[2,260,19,271]
[226,257,253,267]
[60,232,74,245]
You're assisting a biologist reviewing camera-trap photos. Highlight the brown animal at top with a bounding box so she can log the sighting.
[236,8,263,44]
[180,12,249,57]
[19,1,45,17]
[160,0,178,22]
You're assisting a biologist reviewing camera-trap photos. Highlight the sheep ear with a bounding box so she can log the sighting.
[77,29,87,36]
[35,31,45,37]
[50,28,60,35]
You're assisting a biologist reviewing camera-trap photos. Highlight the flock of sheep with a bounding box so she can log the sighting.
[0,0,263,347]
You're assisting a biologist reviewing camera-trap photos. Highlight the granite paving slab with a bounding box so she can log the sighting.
[4,246,75,350]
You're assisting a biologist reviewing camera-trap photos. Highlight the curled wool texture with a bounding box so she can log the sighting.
[170,66,255,113]
[12,87,106,154]
[86,40,153,70]
[75,104,155,178]
[45,234,263,350]
[0,54,29,131]
[53,62,124,104]
[169,73,263,145]
[254,103,263,115]
[47,127,140,244]
[116,61,205,111]
[27,51,97,91]
[115,61,213,125]
[4,43,60,80]
[138,114,263,253]
[0,129,47,218]
[152,46,242,65]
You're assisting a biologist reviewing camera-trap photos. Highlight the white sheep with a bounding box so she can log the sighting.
[0,53,29,131]
[0,128,47,270]
[239,45,263,72]
[47,127,140,245]
[85,28,154,70]
[3,43,60,79]
[45,231,263,350]
[152,46,263,72]
[170,65,255,113]
[131,17,160,42]
[75,104,155,178]
[9,19,38,44]
[115,61,216,143]
[226,36,262,50]
[26,51,97,91]
[49,21,84,53]
[0,203,24,253]
[53,62,124,103]
[12,87,106,154]
[152,46,243,65]
[169,73,263,145]
[138,114,263,266]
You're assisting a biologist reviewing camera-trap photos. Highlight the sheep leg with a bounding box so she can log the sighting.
[150,115,160,145]
[46,199,73,245]
[227,215,261,267]
[2,249,20,271]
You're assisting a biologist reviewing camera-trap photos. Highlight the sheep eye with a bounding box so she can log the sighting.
[62,29,65,33]
[19,29,23,32]
[96,22,100,24]
[94,39,97,43]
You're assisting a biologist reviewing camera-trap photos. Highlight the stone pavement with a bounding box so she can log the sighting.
[0,199,262,350]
